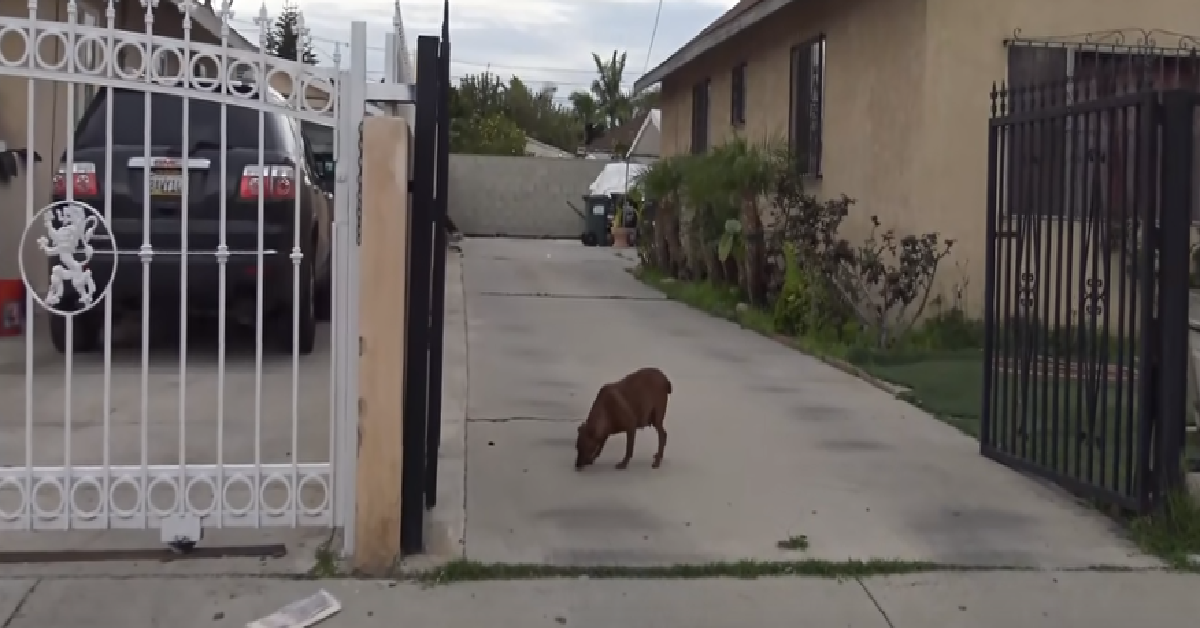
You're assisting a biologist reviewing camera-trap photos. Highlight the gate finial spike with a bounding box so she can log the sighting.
[442,0,449,41]
[67,0,77,20]
[180,0,194,28]
[105,0,116,23]
[254,2,270,48]
[296,11,307,62]
[219,0,232,37]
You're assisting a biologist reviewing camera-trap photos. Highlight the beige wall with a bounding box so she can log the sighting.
[659,0,1200,316]
[918,0,1200,313]
[448,155,606,238]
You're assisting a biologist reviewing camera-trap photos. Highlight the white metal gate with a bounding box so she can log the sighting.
[0,0,381,553]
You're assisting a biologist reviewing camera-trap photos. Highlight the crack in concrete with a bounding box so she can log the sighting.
[469,416,569,423]
[474,291,666,301]
[857,578,896,628]
[2,578,40,628]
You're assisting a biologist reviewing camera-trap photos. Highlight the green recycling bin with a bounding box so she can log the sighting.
[581,194,613,247]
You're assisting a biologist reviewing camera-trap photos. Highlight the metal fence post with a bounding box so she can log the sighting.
[980,88,1000,451]
[400,35,439,555]
[1154,88,1194,500]
[425,33,451,509]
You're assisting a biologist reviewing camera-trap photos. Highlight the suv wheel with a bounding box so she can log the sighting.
[49,310,102,355]
[276,257,317,355]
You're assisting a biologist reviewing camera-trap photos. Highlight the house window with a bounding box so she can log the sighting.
[731,62,747,126]
[691,78,710,154]
[1003,45,1200,218]
[789,34,825,176]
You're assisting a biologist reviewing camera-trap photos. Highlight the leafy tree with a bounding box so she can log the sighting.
[450,113,526,156]
[265,0,317,64]
[449,72,585,155]
[450,72,507,119]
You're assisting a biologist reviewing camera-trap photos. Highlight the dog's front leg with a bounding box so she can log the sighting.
[616,429,635,469]
[594,435,608,459]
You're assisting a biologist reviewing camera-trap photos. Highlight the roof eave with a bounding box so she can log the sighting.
[172,0,259,52]
[633,0,794,93]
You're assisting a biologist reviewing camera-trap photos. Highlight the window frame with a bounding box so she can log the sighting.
[789,33,826,177]
[730,62,747,127]
[1003,44,1200,220]
[691,78,710,154]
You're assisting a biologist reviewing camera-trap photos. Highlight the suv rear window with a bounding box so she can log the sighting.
[74,88,288,152]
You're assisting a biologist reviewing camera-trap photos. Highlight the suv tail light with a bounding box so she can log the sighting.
[52,163,98,197]
[238,165,295,201]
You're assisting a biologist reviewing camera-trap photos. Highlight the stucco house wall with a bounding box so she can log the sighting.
[654,0,1200,314]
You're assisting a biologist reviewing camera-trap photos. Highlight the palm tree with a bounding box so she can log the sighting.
[590,51,632,129]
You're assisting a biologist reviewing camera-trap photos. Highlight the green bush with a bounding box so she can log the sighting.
[772,242,855,339]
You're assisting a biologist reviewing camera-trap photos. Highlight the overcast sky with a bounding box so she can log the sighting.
[227,0,735,99]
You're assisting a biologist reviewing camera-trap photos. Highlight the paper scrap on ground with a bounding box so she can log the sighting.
[246,589,341,628]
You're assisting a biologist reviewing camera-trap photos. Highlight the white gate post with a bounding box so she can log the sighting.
[332,22,368,557]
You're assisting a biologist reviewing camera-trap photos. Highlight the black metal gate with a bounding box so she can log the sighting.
[982,42,1194,513]
[400,26,452,554]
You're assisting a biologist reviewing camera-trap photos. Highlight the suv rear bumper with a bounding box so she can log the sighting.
[55,249,301,319]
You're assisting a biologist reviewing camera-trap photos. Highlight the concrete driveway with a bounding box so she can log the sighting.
[461,238,1154,568]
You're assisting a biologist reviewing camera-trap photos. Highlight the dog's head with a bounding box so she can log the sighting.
[575,422,603,470]
[575,386,614,470]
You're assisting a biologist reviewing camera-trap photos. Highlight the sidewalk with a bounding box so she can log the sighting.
[3,571,1199,628]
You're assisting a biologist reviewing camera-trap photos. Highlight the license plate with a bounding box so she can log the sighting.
[148,170,183,196]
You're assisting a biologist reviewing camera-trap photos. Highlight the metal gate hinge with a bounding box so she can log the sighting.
[359,336,363,356]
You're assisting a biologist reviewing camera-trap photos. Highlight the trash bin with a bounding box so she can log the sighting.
[581,194,613,247]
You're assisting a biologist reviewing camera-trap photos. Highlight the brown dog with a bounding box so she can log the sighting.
[575,367,672,470]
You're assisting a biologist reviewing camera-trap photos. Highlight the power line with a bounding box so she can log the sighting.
[451,58,598,76]
[642,0,664,76]
[229,16,606,77]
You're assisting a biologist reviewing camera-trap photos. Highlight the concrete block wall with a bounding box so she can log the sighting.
[448,154,607,239]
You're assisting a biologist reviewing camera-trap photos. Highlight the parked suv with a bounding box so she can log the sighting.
[48,83,332,355]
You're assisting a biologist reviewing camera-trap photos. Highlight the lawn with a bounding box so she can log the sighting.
[857,353,985,438]
[859,350,1157,501]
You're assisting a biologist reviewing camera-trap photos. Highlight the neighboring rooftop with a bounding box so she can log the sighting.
[581,110,651,155]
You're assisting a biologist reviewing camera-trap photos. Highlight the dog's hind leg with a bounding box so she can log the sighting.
[652,421,666,469]
[616,429,636,469]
